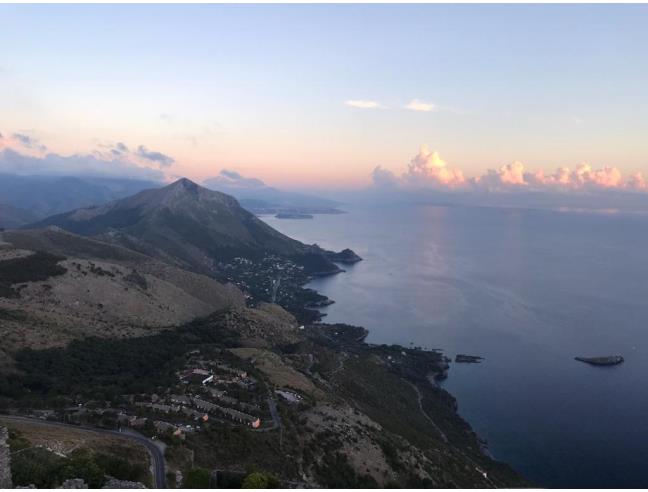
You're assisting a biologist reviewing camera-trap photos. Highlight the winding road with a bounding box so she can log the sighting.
[0,415,167,488]
[407,382,448,443]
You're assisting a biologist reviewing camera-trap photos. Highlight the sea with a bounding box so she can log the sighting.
[263,202,648,488]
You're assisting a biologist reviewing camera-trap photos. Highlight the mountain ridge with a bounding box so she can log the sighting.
[0,173,159,219]
[29,178,356,278]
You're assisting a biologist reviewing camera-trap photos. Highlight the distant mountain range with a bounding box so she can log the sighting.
[0,174,159,226]
[0,204,38,229]
[203,170,343,215]
[32,178,350,277]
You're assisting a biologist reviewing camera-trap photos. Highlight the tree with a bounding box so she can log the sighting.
[185,468,211,489]
[241,471,280,489]
[60,449,106,488]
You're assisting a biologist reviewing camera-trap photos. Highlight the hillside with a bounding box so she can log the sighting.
[31,178,351,277]
[0,228,244,367]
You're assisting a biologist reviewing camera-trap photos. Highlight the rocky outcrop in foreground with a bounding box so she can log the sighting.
[0,426,12,489]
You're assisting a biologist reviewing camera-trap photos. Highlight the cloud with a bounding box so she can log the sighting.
[371,145,648,197]
[95,142,175,170]
[204,169,266,190]
[627,172,647,190]
[404,99,436,112]
[371,166,399,188]
[480,161,632,192]
[524,163,624,191]
[136,145,175,167]
[345,100,383,109]
[111,142,129,156]
[0,148,164,181]
[12,132,47,152]
[475,161,528,190]
[403,146,465,188]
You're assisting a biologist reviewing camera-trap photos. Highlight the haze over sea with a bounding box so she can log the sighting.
[264,203,648,488]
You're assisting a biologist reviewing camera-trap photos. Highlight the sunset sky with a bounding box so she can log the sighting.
[2,4,648,190]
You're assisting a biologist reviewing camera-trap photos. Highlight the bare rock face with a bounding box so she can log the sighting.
[216,303,301,348]
[102,479,147,489]
[0,427,13,489]
[59,479,88,489]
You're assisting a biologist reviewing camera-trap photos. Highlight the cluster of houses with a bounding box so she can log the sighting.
[178,361,253,389]
[45,351,276,439]
[132,393,261,430]
[218,253,307,302]
[123,358,266,433]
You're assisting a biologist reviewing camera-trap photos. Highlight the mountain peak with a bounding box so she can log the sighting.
[149,177,235,208]
[169,177,199,191]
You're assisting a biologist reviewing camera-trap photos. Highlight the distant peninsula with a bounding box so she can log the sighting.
[275,212,314,219]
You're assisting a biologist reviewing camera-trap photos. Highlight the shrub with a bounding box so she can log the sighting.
[241,471,280,489]
[185,467,211,489]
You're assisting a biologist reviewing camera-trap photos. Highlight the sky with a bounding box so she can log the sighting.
[1,4,648,191]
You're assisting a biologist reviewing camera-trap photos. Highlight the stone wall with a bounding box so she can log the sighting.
[0,426,12,489]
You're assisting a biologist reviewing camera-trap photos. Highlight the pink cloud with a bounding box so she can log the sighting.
[529,163,624,190]
[626,172,647,190]
[404,146,465,187]
[373,145,648,194]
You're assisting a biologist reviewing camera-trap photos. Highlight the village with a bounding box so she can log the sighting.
[218,254,307,304]
[28,348,306,443]
[217,254,334,323]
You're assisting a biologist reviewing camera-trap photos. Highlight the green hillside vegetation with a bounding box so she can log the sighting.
[0,251,67,298]
[0,314,241,402]
[7,429,150,488]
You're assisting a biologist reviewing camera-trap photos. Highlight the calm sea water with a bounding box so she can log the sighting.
[263,203,648,488]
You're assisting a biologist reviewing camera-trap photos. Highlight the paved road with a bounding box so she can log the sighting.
[266,397,282,430]
[0,415,167,488]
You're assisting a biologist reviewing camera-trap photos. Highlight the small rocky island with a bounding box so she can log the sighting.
[455,354,484,363]
[575,355,624,366]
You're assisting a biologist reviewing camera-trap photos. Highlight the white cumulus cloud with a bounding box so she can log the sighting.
[371,145,648,196]
[345,100,383,109]
[404,99,436,112]
[404,146,465,188]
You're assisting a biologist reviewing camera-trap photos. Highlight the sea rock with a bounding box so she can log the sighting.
[575,355,624,366]
[455,354,484,363]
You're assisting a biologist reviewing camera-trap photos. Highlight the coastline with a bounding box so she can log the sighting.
[300,260,526,485]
